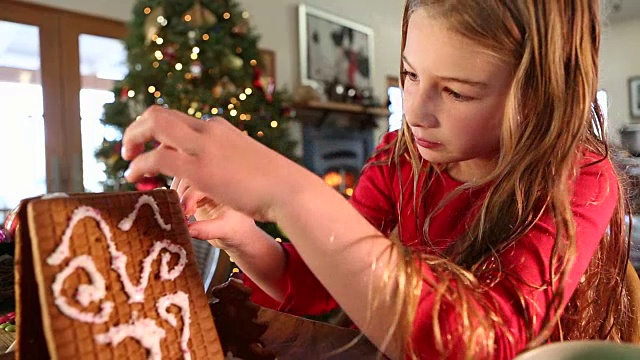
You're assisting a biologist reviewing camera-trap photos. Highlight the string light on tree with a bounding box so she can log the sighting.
[239,93,247,101]
[270,121,278,128]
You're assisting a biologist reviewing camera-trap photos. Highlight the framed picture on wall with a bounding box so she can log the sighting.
[630,76,640,119]
[298,4,374,92]
[258,49,276,86]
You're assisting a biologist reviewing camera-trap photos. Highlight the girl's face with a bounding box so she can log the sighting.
[402,9,514,182]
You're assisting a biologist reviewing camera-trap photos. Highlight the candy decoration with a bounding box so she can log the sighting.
[0,312,15,324]
[135,176,166,192]
[3,206,19,243]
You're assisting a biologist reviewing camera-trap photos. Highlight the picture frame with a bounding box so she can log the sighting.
[629,76,640,119]
[258,49,276,86]
[298,4,374,92]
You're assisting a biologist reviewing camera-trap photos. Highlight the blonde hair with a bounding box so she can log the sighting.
[373,0,633,358]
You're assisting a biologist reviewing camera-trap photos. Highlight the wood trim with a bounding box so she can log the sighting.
[58,15,127,192]
[5,0,127,37]
[2,1,128,192]
[0,1,67,192]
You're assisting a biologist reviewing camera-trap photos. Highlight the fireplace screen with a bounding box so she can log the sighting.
[322,168,357,198]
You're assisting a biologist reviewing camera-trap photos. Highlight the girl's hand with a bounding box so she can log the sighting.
[121,106,297,222]
[171,177,259,253]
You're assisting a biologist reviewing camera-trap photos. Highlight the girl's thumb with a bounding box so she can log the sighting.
[188,218,227,241]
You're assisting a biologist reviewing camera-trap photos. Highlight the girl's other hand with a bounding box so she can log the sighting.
[171,177,259,253]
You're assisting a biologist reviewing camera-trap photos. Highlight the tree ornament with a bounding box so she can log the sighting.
[119,86,130,101]
[182,0,217,28]
[190,60,203,78]
[144,7,165,45]
[224,54,244,70]
[162,44,178,63]
[231,20,248,35]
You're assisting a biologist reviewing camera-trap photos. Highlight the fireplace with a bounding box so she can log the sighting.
[302,122,375,198]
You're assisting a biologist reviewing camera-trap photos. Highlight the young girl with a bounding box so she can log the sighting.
[122,0,635,358]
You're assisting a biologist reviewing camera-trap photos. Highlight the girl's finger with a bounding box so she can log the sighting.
[170,177,181,190]
[181,186,205,217]
[188,218,228,242]
[122,106,206,161]
[176,178,191,198]
[125,145,191,183]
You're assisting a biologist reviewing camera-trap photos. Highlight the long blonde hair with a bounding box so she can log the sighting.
[377,0,633,358]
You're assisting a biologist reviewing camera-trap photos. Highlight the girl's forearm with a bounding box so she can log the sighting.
[271,167,407,358]
[224,227,288,302]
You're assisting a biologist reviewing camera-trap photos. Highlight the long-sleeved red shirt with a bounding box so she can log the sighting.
[244,131,618,358]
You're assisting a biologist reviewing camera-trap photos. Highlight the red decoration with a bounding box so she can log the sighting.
[252,67,275,102]
[3,205,19,243]
[135,176,166,191]
[252,66,263,89]
[119,87,130,101]
[163,44,178,63]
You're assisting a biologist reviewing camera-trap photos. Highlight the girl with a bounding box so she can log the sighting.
[122,0,635,358]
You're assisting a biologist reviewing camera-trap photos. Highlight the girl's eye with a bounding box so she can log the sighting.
[401,70,418,82]
[444,88,474,102]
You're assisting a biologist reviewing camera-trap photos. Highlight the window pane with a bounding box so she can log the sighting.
[78,34,127,193]
[0,21,46,221]
[388,86,403,132]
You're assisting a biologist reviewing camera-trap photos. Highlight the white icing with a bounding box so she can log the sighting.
[48,194,193,359]
[118,195,172,232]
[47,206,112,266]
[118,239,187,303]
[47,205,187,304]
[95,314,166,360]
[41,192,70,199]
[51,255,114,323]
[157,291,191,360]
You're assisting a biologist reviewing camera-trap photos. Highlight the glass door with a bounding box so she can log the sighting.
[58,14,127,193]
[0,21,46,219]
[78,34,127,193]
[0,2,66,223]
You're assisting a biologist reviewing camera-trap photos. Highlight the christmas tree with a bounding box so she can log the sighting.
[96,0,297,192]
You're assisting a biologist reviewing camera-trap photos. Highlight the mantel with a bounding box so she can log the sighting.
[293,100,390,128]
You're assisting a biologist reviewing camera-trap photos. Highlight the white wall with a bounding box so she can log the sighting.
[21,0,403,96]
[600,18,640,145]
[27,0,640,148]
[21,0,402,148]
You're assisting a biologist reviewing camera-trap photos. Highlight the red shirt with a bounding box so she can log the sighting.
[244,131,618,359]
